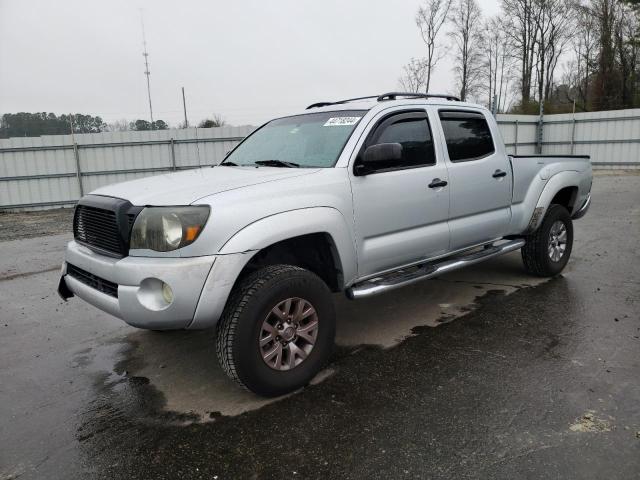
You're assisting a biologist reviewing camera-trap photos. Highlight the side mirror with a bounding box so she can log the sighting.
[355,143,403,176]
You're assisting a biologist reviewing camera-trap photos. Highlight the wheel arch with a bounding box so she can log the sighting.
[550,186,579,212]
[239,233,345,292]
[219,207,358,290]
[526,171,581,233]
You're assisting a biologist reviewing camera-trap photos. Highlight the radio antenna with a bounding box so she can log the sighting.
[140,11,154,124]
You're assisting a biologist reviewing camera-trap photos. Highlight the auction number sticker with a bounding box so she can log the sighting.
[323,117,362,127]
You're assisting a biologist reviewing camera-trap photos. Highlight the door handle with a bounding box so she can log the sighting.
[492,170,507,178]
[429,178,448,189]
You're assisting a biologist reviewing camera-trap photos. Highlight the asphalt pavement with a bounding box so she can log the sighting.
[1,173,638,479]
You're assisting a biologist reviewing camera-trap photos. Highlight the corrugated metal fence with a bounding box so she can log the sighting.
[1,109,639,211]
[497,108,640,167]
[0,126,253,210]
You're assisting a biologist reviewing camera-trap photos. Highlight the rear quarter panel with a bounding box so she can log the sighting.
[509,156,592,234]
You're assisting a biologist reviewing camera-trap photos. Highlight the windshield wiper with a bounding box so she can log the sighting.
[218,161,238,166]
[254,159,300,168]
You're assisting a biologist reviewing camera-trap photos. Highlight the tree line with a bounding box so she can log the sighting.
[0,113,226,139]
[400,0,640,113]
[0,113,169,138]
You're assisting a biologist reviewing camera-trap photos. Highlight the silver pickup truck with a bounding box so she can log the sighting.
[58,92,592,396]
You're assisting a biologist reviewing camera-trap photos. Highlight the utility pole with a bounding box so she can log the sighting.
[570,98,577,155]
[68,114,84,196]
[537,95,545,154]
[141,11,154,125]
[182,87,188,128]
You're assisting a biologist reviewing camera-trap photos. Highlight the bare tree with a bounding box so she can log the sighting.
[532,0,575,104]
[416,0,453,92]
[561,0,639,111]
[198,113,226,128]
[105,119,131,132]
[481,17,516,112]
[568,3,598,109]
[614,2,639,107]
[399,58,429,92]
[448,0,484,101]
[496,29,518,112]
[582,0,620,109]
[502,0,539,104]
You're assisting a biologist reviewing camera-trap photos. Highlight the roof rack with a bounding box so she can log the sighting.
[306,91,460,110]
[377,92,461,102]
[306,95,380,110]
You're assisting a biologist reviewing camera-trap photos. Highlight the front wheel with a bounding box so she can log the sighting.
[215,264,335,397]
[521,204,574,277]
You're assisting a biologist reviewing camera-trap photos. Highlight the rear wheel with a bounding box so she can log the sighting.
[521,204,573,277]
[216,264,335,397]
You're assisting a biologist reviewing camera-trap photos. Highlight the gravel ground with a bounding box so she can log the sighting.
[0,207,74,242]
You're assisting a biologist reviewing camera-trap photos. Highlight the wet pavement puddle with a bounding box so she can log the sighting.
[71,254,548,422]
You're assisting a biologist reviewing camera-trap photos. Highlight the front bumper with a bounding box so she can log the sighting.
[58,241,251,330]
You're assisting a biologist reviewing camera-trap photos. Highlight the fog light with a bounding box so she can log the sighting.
[162,282,174,304]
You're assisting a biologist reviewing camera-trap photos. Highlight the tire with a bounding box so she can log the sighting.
[215,264,336,397]
[521,204,573,277]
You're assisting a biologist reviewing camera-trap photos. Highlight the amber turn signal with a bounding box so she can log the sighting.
[185,225,201,242]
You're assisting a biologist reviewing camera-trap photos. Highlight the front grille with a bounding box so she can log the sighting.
[74,204,125,256]
[67,263,119,298]
[73,195,142,258]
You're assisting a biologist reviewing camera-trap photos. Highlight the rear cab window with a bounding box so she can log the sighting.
[438,110,495,162]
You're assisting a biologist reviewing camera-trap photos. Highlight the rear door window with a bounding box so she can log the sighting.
[439,111,495,162]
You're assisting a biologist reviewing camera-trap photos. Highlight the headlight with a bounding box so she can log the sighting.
[130,206,210,252]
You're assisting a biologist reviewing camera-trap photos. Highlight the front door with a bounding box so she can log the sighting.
[350,110,450,278]
[437,110,512,251]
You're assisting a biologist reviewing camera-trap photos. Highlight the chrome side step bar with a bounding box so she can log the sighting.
[345,239,526,300]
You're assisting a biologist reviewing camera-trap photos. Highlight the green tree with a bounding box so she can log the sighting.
[198,114,226,128]
[153,120,168,130]
[129,119,169,131]
[130,119,151,131]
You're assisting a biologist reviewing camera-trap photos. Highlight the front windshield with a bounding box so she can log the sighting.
[223,110,367,168]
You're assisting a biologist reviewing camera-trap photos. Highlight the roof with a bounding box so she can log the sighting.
[298,92,486,115]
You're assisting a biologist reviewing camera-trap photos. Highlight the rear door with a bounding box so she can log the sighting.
[350,109,450,278]
[437,110,512,250]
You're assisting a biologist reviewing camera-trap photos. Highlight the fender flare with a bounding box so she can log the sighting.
[218,207,358,285]
[526,171,581,233]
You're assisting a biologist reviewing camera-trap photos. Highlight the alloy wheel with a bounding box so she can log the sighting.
[259,297,319,371]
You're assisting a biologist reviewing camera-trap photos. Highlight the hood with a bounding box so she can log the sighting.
[89,166,320,206]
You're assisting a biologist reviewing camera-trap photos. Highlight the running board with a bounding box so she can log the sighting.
[345,239,526,300]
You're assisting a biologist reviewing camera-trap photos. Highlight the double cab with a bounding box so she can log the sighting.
[59,92,593,396]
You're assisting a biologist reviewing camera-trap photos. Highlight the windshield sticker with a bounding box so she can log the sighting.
[323,117,362,127]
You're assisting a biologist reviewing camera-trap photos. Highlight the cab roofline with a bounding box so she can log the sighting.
[300,97,486,116]
[306,92,461,110]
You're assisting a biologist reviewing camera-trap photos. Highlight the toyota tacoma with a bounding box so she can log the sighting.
[58,92,593,396]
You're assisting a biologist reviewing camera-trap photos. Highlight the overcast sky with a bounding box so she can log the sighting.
[0,0,502,127]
